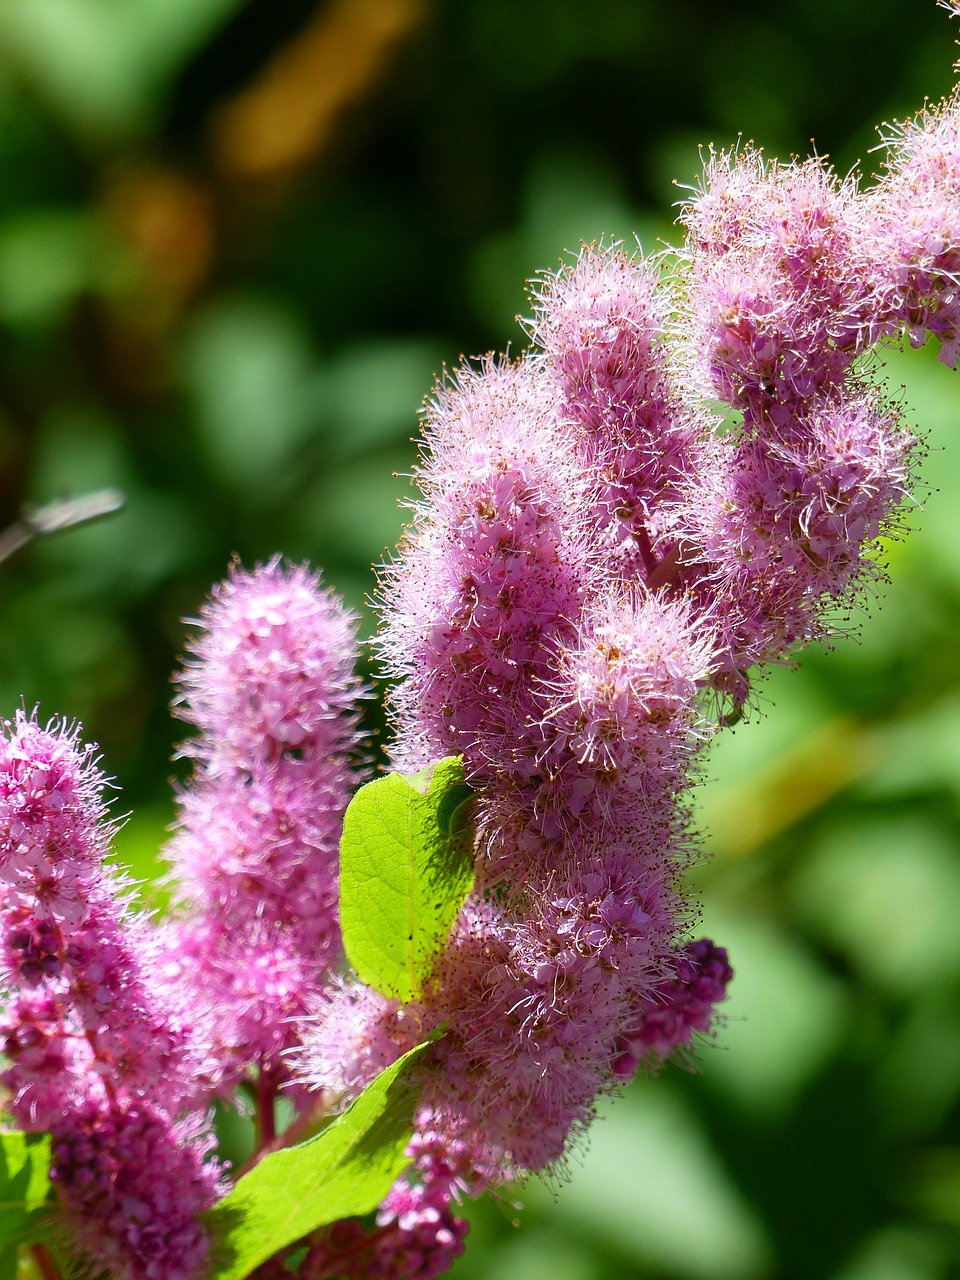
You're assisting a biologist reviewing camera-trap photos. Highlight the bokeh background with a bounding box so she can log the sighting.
[3,1,960,1277]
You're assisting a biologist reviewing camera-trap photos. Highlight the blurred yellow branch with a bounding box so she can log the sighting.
[211,0,426,181]
[704,716,878,858]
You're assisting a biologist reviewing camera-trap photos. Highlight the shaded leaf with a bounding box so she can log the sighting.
[206,1042,429,1280]
[0,1130,54,1255]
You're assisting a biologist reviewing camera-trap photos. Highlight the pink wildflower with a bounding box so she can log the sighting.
[0,714,194,1112]
[669,393,915,673]
[612,938,734,1078]
[680,151,883,417]
[176,557,364,774]
[49,1097,223,1280]
[0,713,221,1278]
[378,356,594,780]
[867,86,960,364]
[292,979,412,1100]
[528,245,704,578]
[163,559,366,1085]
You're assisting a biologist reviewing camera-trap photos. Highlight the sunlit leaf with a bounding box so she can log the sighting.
[339,758,474,1002]
[206,1043,429,1280]
[0,1130,54,1255]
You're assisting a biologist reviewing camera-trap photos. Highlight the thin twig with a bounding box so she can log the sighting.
[0,488,125,568]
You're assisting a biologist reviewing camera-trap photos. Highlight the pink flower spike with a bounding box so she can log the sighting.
[528,244,705,580]
[0,712,113,926]
[164,559,367,1085]
[0,713,196,1113]
[378,356,594,780]
[613,937,734,1075]
[49,1096,224,1280]
[176,557,364,773]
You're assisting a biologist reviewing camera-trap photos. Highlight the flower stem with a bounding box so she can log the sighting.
[256,1069,277,1148]
[29,1243,63,1280]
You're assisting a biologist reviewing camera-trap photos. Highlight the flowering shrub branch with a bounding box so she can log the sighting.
[4,11,960,1276]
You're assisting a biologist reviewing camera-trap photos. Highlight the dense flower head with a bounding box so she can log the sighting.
[49,1097,223,1280]
[319,66,960,1201]
[528,244,705,577]
[155,916,323,1086]
[867,86,960,365]
[163,559,366,1086]
[165,767,341,955]
[1,990,98,1129]
[679,150,884,419]
[612,938,734,1078]
[372,1178,469,1280]
[0,714,224,1277]
[404,842,695,1176]
[176,557,363,771]
[379,357,595,778]
[671,393,915,669]
[0,714,197,1112]
[535,592,716,810]
[292,979,411,1100]
[0,712,113,927]
[529,244,669,416]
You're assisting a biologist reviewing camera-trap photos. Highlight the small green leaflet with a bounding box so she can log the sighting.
[205,1042,429,1280]
[339,756,475,1002]
[0,1129,53,1270]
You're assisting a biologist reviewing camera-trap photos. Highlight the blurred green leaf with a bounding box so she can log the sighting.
[0,0,245,139]
[323,339,446,460]
[791,817,960,995]
[519,1088,772,1280]
[182,297,320,493]
[296,445,415,574]
[875,991,960,1138]
[0,212,101,327]
[0,1130,53,1254]
[695,911,849,1117]
[833,1225,956,1280]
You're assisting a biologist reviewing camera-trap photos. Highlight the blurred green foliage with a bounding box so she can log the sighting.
[2,1,960,1277]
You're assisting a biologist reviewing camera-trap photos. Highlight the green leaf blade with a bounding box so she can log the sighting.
[206,1043,429,1280]
[0,1130,54,1254]
[339,757,475,1001]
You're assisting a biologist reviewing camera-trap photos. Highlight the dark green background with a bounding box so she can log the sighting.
[2,2,960,1277]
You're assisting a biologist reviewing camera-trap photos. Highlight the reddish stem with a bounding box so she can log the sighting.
[257,1069,278,1148]
[29,1243,62,1280]
[82,1028,118,1105]
[634,523,661,580]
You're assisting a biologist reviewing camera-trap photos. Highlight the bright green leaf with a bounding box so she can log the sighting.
[206,1042,430,1280]
[339,757,475,1001]
[0,1130,54,1254]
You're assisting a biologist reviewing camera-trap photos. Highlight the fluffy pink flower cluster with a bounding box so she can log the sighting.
[159,559,365,1092]
[0,715,223,1280]
[361,276,736,1187]
[4,62,960,1280]
[301,1121,476,1280]
[0,562,367,1278]
[298,82,960,1260]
